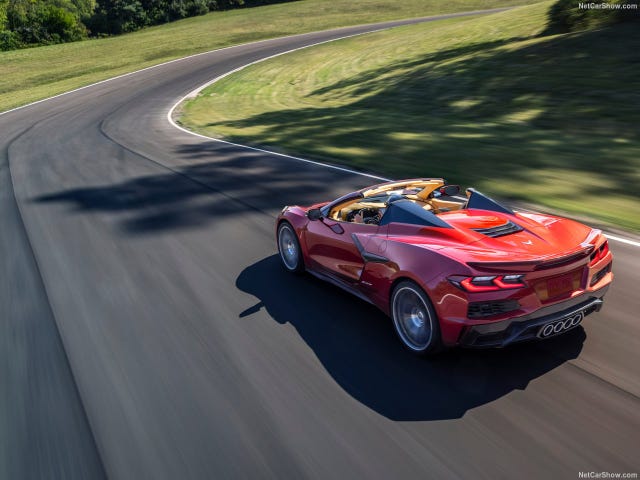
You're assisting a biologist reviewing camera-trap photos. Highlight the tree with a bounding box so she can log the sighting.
[88,0,146,34]
[0,0,8,30]
[547,0,640,32]
[0,0,21,50]
[0,0,294,49]
[4,0,87,45]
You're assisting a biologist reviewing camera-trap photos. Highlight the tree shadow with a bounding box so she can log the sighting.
[308,36,532,99]
[236,255,585,421]
[33,144,372,234]
[205,23,640,202]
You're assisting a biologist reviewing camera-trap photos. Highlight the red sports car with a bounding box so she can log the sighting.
[276,178,613,354]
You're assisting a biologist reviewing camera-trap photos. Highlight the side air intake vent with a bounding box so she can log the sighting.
[590,262,612,286]
[472,220,523,238]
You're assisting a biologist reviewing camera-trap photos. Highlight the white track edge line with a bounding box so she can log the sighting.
[0,42,252,117]
[0,8,505,118]
[2,9,636,247]
[166,29,640,248]
[604,234,640,247]
[167,29,394,182]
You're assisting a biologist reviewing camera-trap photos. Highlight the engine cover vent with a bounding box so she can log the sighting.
[472,220,523,238]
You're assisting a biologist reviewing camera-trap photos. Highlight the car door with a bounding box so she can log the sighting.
[305,217,378,284]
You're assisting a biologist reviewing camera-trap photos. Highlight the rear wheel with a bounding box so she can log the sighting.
[277,222,304,273]
[391,280,441,355]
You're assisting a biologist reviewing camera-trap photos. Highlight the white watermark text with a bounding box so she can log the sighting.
[578,473,638,479]
[578,2,638,8]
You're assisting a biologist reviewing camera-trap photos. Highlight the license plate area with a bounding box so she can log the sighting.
[547,273,574,297]
[534,268,583,302]
[537,310,585,338]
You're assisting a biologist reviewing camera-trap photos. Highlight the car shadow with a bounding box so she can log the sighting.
[237,254,585,421]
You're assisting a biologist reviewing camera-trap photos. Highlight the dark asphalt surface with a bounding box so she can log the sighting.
[1,11,639,479]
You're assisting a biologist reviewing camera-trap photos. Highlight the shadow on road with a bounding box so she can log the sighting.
[237,254,585,422]
[32,145,369,234]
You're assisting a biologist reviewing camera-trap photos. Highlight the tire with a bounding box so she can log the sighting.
[277,222,304,274]
[390,280,442,355]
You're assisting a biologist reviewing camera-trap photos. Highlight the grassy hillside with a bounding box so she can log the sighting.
[0,0,530,112]
[179,3,640,231]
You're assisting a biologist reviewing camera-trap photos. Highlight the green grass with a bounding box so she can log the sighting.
[178,2,640,231]
[0,0,529,113]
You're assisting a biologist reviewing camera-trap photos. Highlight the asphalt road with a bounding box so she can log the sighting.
[1,11,639,479]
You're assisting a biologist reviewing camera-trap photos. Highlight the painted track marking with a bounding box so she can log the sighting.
[0,8,636,247]
[165,28,640,248]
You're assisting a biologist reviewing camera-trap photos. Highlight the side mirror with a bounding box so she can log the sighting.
[439,185,460,197]
[307,208,323,221]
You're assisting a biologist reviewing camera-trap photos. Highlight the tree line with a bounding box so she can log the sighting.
[547,0,639,32]
[0,0,293,50]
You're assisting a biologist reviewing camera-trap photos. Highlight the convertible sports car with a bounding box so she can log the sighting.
[276,178,613,354]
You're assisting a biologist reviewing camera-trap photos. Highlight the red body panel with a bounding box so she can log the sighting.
[276,182,613,348]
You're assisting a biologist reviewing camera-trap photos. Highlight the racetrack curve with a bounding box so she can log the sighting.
[1,10,639,479]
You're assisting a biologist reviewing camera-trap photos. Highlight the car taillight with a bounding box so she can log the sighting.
[450,274,526,292]
[589,241,609,266]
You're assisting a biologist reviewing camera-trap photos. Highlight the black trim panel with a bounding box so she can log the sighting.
[459,285,609,348]
[465,189,514,215]
[351,234,390,263]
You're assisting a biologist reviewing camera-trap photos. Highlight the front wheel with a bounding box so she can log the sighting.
[391,280,442,355]
[277,222,304,273]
